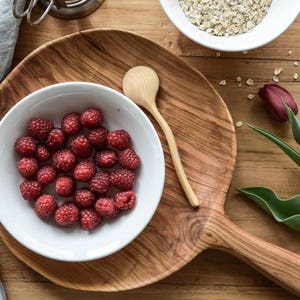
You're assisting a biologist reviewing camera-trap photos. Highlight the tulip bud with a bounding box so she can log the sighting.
[258,84,298,122]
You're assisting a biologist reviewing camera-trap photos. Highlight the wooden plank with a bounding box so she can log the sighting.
[12,1,300,67]
[3,281,298,300]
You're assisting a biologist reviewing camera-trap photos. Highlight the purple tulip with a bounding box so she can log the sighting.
[258,84,298,122]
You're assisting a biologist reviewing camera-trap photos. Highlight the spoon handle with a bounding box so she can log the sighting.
[150,105,199,208]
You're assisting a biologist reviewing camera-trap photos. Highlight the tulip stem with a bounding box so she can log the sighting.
[282,100,300,145]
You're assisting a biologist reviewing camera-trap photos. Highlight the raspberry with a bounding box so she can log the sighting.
[115,191,136,210]
[55,201,80,226]
[118,148,140,170]
[107,130,131,150]
[20,180,42,201]
[81,108,103,129]
[53,149,76,172]
[88,127,108,148]
[34,194,57,220]
[89,171,110,195]
[70,135,92,158]
[15,136,36,157]
[110,169,135,191]
[73,160,96,182]
[73,189,96,208]
[95,198,119,219]
[35,145,50,162]
[61,112,82,135]
[27,117,54,141]
[46,128,66,150]
[55,176,75,197]
[36,165,57,185]
[17,157,39,178]
[94,150,117,168]
[80,208,101,230]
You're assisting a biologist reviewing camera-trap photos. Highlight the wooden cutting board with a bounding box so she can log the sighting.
[1,29,300,295]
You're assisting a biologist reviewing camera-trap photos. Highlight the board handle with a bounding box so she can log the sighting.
[205,214,300,296]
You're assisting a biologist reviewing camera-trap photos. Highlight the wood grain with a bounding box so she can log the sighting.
[2,0,300,299]
[0,29,236,291]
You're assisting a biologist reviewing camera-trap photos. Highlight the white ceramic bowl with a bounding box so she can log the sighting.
[0,82,165,262]
[160,0,300,52]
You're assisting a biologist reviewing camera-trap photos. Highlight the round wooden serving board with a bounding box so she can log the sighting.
[1,30,300,295]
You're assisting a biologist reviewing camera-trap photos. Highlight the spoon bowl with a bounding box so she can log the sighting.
[123,66,159,110]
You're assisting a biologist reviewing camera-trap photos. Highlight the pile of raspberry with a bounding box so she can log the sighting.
[15,107,140,231]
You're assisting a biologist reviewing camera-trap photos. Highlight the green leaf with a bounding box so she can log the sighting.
[282,101,300,145]
[238,187,300,232]
[247,123,300,167]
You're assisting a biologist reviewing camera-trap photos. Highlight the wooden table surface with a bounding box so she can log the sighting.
[2,1,300,299]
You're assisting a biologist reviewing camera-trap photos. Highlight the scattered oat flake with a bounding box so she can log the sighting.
[242,51,248,54]
[216,51,221,57]
[236,76,242,82]
[288,50,292,55]
[272,76,280,83]
[273,68,283,76]
[219,80,227,86]
[294,61,299,67]
[246,78,254,86]
[247,94,255,100]
[236,121,243,128]
[293,73,299,80]
[238,83,242,88]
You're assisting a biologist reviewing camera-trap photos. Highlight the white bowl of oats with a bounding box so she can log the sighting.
[160,0,300,52]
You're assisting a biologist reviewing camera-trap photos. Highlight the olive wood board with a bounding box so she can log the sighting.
[1,29,300,295]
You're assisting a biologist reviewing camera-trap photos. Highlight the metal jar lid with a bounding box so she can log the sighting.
[38,0,104,19]
[13,0,104,25]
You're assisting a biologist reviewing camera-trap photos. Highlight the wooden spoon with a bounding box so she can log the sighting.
[123,66,199,208]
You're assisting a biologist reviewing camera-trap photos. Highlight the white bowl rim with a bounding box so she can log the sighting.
[0,82,165,262]
[160,0,300,52]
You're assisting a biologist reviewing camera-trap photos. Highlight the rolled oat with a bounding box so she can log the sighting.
[246,78,254,86]
[179,0,272,37]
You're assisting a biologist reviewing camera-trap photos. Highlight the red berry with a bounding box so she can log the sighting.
[107,130,131,150]
[73,160,96,182]
[34,194,57,220]
[27,117,54,141]
[17,157,39,178]
[110,169,135,191]
[94,150,117,168]
[118,148,140,170]
[88,127,108,148]
[80,208,101,230]
[70,135,92,158]
[35,145,50,162]
[36,165,57,186]
[95,198,119,219]
[15,136,36,157]
[55,201,80,226]
[53,149,76,172]
[81,108,103,129]
[46,128,66,150]
[73,189,96,208]
[115,191,136,210]
[89,171,110,195]
[20,180,42,201]
[55,176,75,197]
[61,112,82,135]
